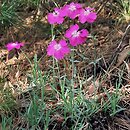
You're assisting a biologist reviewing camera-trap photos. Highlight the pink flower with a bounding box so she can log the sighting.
[79,7,97,23]
[6,42,24,51]
[47,8,65,24]
[62,2,82,19]
[47,40,70,60]
[65,24,88,46]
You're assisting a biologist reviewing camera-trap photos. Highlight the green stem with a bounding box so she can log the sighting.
[51,24,56,84]
[71,47,75,86]
[51,24,55,40]
[20,49,32,67]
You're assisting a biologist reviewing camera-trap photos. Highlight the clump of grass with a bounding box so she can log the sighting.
[0,0,41,33]
[0,0,21,30]
[18,0,41,8]
[0,86,16,114]
[118,0,130,23]
[1,115,13,130]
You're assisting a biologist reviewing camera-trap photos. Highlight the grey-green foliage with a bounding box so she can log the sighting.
[0,0,41,30]
[0,0,20,29]
[18,0,41,7]
[0,87,16,113]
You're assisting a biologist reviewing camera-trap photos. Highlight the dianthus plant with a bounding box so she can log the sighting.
[47,2,97,60]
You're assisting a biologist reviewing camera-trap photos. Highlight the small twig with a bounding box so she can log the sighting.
[117,24,130,50]
[41,1,50,12]
[108,24,130,70]
[96,0,108,15]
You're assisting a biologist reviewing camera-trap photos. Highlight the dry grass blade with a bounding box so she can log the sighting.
[116,46,130,67]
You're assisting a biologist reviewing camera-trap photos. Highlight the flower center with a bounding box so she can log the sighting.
[11,43,18,47]
[84,10,90,16]
[72,30,80,37]
[54,44,61,51]
[69,5,76,11]
[53,11,59,17]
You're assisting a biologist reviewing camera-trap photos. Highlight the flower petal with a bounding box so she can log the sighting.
[59,40,67,46]
[65,24,79,38]
[80,29,89,37]
[86,12,97,23]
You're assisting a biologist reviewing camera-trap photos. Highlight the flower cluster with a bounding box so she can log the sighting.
[47,2,97,60]
[47,2,97,24]
[5,2,97,60]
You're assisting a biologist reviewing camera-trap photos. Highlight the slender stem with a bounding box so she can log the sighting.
[93,36,97,82]
[51,24,55,40]
[56,60,61,82]
[71,47,75,86]
[20,49,32,67]
[52,0,59,7]
[51,24,56,83]
[70,47,75,115]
